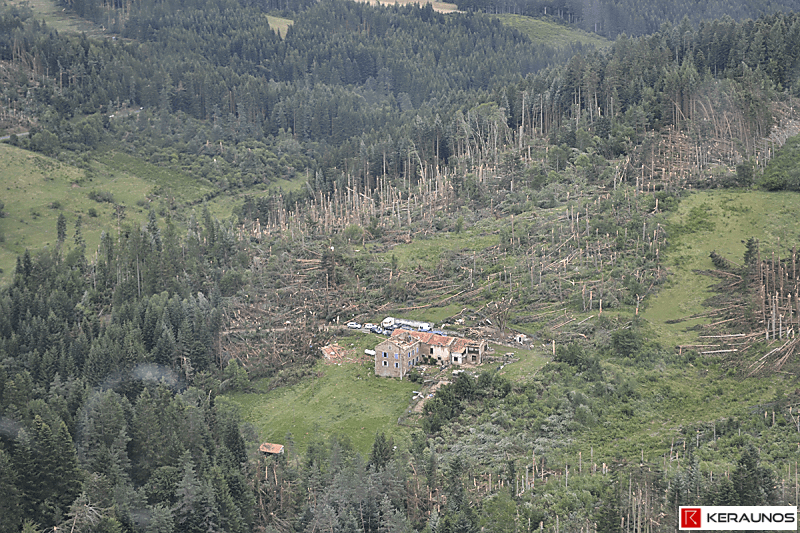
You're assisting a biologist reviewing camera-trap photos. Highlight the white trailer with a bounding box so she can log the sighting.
[382,317,433,331]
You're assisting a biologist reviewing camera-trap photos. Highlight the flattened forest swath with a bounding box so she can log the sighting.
[2,0,800,531]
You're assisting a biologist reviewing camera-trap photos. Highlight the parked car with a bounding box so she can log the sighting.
[346,322,361,329]
[370,326,384,334]
[363,323,377,330]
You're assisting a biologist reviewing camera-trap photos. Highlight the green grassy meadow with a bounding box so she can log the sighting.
[205,174,307,221]
[0,142,236,284]
[266,14,293,38]
[357,0,459,14]
[644,189,800,345]
[587,188,800,467]
[494,14,611,49]
[100,150,214,203]
[491,343,550,382]
[596,358,772,446]
[0,143,158,280]
[227,360,418,455]
[0,138,313,284]
[7,0,102,34]
[381,232,501,273]
[400,304,463,325]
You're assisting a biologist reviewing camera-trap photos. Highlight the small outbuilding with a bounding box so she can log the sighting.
[320,344,347,361]
[259,443,285,455]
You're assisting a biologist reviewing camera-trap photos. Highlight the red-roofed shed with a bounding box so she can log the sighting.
[259,443,285,455]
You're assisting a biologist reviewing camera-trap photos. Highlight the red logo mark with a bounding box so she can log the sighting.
[681,508,702,529]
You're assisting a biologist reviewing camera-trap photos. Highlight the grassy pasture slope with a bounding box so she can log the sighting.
[0,143,153,279]
[356,0,459,14]
[0,137,306,284]
[266,14,293,38]
[7,0,99,33]
[584,360,781,467]
[591,189,800,464]
[228,358,417,454]
[0,143,220,283]
[494,14,611,49]
[11,0,294,40]
[100,150,214,203]
[203,173,308,222]
[645,189,800,345]
[383,231,501,274]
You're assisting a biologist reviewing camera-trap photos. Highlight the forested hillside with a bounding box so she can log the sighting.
[454,0,800,39]
[3,0,800,531]
[5,1,800,193]
[2,0,594,192]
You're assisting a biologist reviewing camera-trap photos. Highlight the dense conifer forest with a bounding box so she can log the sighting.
[3,0,800,531]
[4,0,800,192]
[454,0,800,39]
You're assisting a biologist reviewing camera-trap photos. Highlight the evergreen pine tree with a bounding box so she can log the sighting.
[732,444,775,505]
[144,503,174,533]
[12,427,38,520]
[594,485,623,532]
[173,451,219,533]
[337,509,362,533]
[222,417,247,466]
[13,416,81,527]
[437,456,477,533]
[704,476,739,506]
[78,390,132,481]
[210,463,244,533]
[152,321,177,368]
[369,431,394,472]
[57,213,67,244]
[130,387,160,485]
[74,216,85,249]
[0,447,21,533]
[51,420,83,512]
[379,494,412,533]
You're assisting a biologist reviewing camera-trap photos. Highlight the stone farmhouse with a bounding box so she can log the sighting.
[374,335,423,378]
[374,329,487,378]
